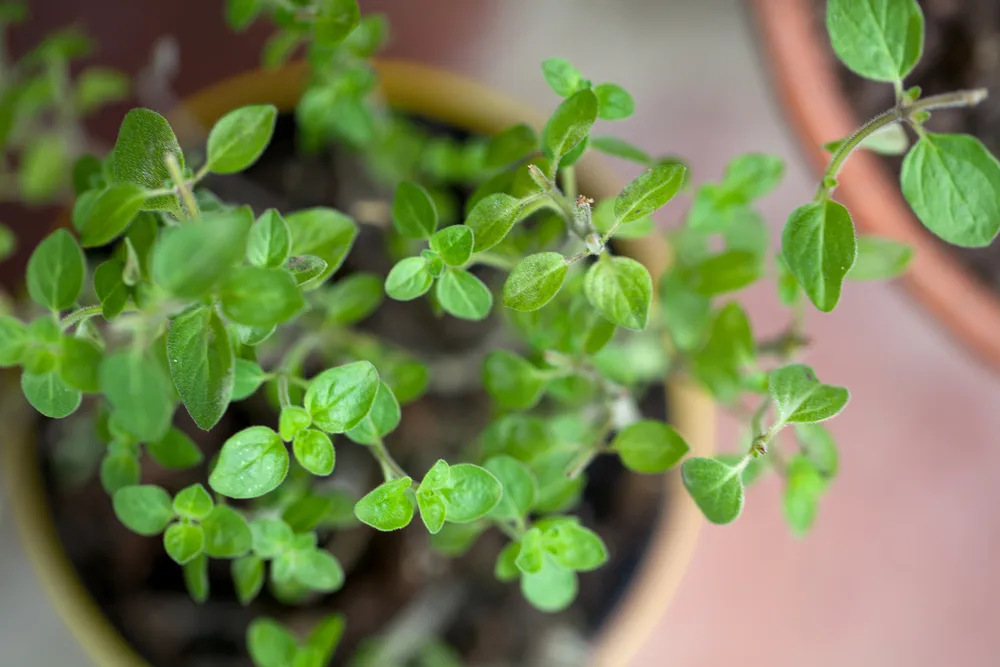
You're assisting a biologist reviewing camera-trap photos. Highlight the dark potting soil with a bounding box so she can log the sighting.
[37,114,670,667]
[816,0,1000,290]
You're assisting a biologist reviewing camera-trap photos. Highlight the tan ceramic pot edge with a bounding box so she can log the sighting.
[751,0,1000,371]
[2,59,716,667]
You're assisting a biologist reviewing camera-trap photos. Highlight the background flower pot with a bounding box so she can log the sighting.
[751,0,1000,371]
[2,60,715,667]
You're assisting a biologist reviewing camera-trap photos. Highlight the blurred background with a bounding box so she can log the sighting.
[3,0,1000,665]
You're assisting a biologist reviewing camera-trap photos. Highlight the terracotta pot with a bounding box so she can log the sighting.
[1,60,716,667]
[752,0,1000,370]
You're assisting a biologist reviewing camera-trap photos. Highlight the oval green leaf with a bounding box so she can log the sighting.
[781,200,857,313]
[305,360,380,433]
[583,256,652,331]
[503,252,567,312]
[209,426,289,499]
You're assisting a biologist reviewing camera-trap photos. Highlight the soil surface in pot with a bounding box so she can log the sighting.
[816,1,1000,289]
[37,115,670,667]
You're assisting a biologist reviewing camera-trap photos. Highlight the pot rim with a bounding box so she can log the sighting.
[751,0,1000,371]
[2,58,715,667]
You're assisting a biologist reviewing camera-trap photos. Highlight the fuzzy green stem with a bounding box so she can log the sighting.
[465,252,517,272]
[816,88,988,201]
[277,375,292,409]
[164,153,198,220]
[371,436,408,481]
[60,305,103,331]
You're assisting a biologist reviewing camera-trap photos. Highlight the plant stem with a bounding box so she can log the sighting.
[60,305,103,331]
[371,436,408,481]
[277,375,292,409]
[466,252,517,272]
[815,88,988,201]
[164,153,198,219]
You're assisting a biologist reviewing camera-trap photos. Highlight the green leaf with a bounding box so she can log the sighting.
[721,153,784,201]
[250,517,294,558]
[112,485,175,535]
[484,455,536,520]
[503,252,567,312]
[278,405,311,442]
[293,548,344,592]
[27,229,85,311]
[660,272,710,351]
[73,67,128,114]
[314,0,360,47]
[594,83,634,120]
[392,181,438,239]
[769,364,850,425]
[184,553,209,604]
[262,30,302,69]
[690,303,754,403]
[58,336,102,393]
[167,306,234,431]
[438,464,503,523]
[147,427,203,470]
[416,488,447,534]
[783,455,827,536]
[79,182,146,248]
[466,193,525,253]
[282,495,335,533]
[345,381,401,445]
[429,225,474,266]
[681,457,745,525]
[286,207,358,285]
[305,360,380,433]
[566,295,616,355]
[173,483,214,520]
[495,542,521,582]
[485,123,538,168]
[611,420,689,473]
[20,135,68,203]
[209,426,289,499]
[164,522,205,565]
[682,250,761,296]
[436,268,492,321]
[848,236,913,280]
[232,555,265,605]
[226,0,263,31]
[219,266,305,327]
[247,209,292,268]
[584,256,652,331]
[247,618,298,667]
[94,260,129,320]
[541,89,598,164]
[781,200,857,312]
[206,104,276,174]
[483,350,546,409]
[0,315,27,367]
[540,518,608,571]
[100,351,173,442]
[776,253,801,307]
[590,136,651,165]
[230,359,266,402]
[901,133,1000,247]
[591,198,654,239]
[520,555,578,613]
[794,423,839,477]
[100,450,140,494]
[354,477,415,531]
[202,505,252,558]
[614,163,686,224]
[152,209,252,298]
[285,255,328,289]
[826,0,924,82]
[293,429,336,476]
[385,257,434,301]
[541,58,583,97]
[112,108,183,212]
[322,273,383,325]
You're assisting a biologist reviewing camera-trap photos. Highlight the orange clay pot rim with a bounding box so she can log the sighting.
[1,59,716,667]
[751,0,1000,371]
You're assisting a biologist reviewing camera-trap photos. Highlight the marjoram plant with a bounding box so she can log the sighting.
[1,0,997,664]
